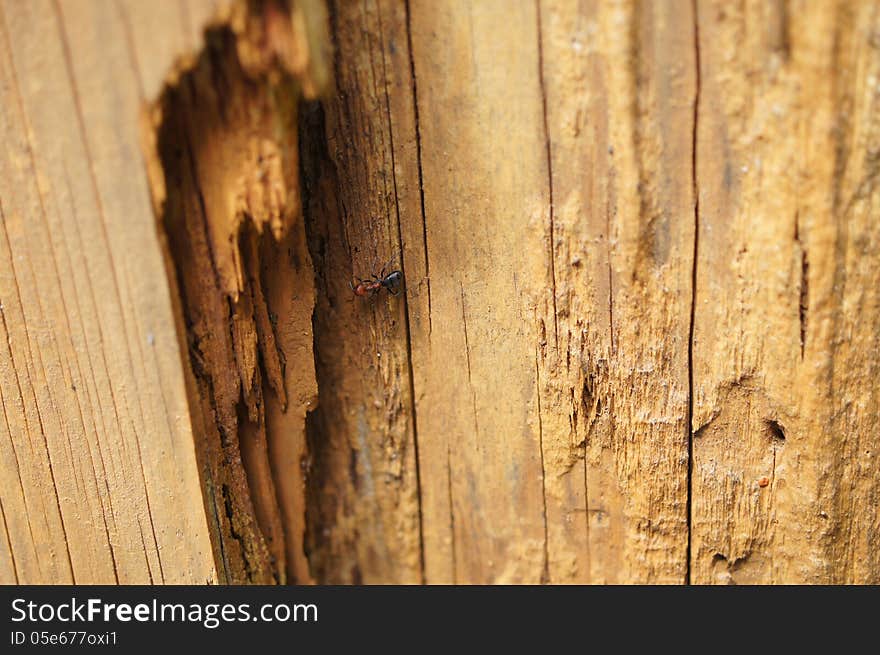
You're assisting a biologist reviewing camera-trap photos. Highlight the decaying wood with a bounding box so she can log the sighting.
[142,0,330,584]
[1,0,878,585]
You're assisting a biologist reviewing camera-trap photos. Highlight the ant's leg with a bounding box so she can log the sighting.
[375,251,400,280]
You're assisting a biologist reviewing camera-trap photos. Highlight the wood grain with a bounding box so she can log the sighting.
[1,0,877,585]
[298,0,424,584]
[310,0,878,584]
[305,0,694,584]
[691,0,880,584]
[0,0,219,583]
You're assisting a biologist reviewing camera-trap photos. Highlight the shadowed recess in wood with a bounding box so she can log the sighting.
[142,0,329,584]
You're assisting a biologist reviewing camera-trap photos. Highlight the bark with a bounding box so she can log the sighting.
[1,0,878,585]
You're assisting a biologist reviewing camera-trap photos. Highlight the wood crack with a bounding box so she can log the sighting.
[446,443,456,584]
[0,496,19,583]
[404,0,432,335]
[795,213,809,359]
[375,0,426,584]
[535,0,559,352]
[686,0,701,586]
[535,350,550,584]
[460,282,478,437]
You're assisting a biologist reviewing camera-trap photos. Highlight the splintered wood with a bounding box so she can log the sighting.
[143,1,329,583]
[1,0,878,584]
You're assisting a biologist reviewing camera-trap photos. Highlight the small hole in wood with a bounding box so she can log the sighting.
[766,419,786,442]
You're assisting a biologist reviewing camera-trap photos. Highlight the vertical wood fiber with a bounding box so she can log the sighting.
[1,0,877,585]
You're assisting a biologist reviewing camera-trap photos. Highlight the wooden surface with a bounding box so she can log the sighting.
[0,0,220,583]
[310,0,880,584]
[304,0,693,583]
[1,0,878,584]
[144,0,329,584]
[691,0,880,583]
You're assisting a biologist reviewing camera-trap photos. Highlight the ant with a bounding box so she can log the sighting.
[349,253,404,298]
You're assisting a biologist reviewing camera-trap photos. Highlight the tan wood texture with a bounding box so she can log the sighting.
[0,0,220,583]
[690,0,880,584]
[316,0,698,584]
[1,0,878,584]
[304,0,879,584]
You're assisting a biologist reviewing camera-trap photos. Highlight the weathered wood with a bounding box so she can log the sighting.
[309,0,694,584]
[1,0,878,585]
[299,0,425,582]
[691,0,880,584]
[312,0,879,584]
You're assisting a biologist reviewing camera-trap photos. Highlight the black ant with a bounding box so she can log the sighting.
[349,253,404,298]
